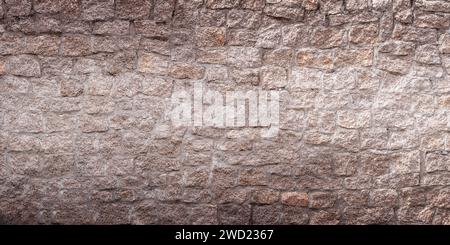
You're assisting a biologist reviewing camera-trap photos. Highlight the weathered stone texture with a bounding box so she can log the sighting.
[0,0,449,225]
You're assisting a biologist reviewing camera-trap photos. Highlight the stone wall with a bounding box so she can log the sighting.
[1,0,450,224]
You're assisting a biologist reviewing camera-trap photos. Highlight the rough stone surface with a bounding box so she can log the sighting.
[0,0,449,225]
[5,55,41,77]
[281,192,308,207]
[5,0,32,17]
[81,0,114,21]
[116,0,151,19]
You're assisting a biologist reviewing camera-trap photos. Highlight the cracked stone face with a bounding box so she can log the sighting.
[0,0,450,225]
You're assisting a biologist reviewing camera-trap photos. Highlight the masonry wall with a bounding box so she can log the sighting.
[1,0,450,224]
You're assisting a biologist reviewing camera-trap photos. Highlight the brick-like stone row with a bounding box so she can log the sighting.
[1,0,450,224]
